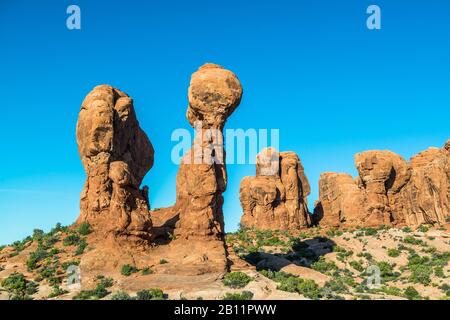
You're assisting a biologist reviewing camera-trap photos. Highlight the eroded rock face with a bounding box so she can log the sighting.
[240,148,311,230]
[76,85,154,241]
[314,141,450,228]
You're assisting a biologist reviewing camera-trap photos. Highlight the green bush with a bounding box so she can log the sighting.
[136,288,165,300]
[387,248,401,257]
[322,279,349,294]
[72,276,113,300]
[77,222,92,236]
[349,260,364,272]
[75,239,87,255]
[418,225,429,233]
[159,259,168,264]
[142,267,153,275]
[311,256,337,274]
[63,234,81,246]
[376,261,399,282]
[111,291,134,300]
[260,270,321,299]
[409,264,433,285]
[32,229,45,241]
[1,273,38,300]
[121,264,138,276]
[435,266,445,278]
[404,286,421,300]
[223,272,252,289]
[223,291,254,300]
[26,248,49,271]
[403,236,424,246]
[48,285,68,298]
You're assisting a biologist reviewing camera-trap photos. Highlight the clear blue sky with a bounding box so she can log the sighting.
[1,0,449,245]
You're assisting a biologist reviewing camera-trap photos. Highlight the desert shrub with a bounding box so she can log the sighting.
[11,238,31,253]
[48,285,68,298]
[142,267,153,275]
[73,276,113,300]
[222,291,254,300]
[44,235,60,248]
[26,248,49,271]
[32,229,45,241]
[259,236,285,247]
[409,264,433,285]
[361,228,378,236]
[376,261,399,282]
[77,222,92,236]
[136,288,165,300]
[403,236,424,246]
[111,291,134,300]
[404,286,421,300]
[75,239,87,255]
[39,265,57,279]
[435,266,445,278]
[376,285,403,297]
[387,248,401,257]
[349,260,364,272]
[1,273,38,300]
[322,279,349,294]
[159,259,168,264]
[418,225,429,233]
[431,252,450,266]
[402,227,412,233]
[326,229,343,237]
[63,234,81,246]
[121,264,138,276]
[311,256,337,274]
[223,272,252,288]
[335,246,353,261]
[260,270,321,299]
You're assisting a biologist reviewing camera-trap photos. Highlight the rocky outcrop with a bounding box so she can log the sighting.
[76,85,154,242]
[314,141,450,228]
[172,63,243,240]
[149,63,242,274]
[240,148,311,230]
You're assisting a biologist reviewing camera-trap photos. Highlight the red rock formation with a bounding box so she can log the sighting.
[240,148,311,230]
[76,85,154,242]
[150,63,242,274]
[171,63,243,240]
[314,141,450,228]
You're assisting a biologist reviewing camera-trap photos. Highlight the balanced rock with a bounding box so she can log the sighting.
[314,141,449,228]
[76,85,154,242]
[173,63,242,239]
[150,63,242,274]
[240,148,311,230]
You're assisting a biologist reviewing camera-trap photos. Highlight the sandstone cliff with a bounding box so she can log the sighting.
[314,140,450,228]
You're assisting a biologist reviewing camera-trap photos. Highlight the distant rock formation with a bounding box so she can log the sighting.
[76,85,154,242]
[240,148,311,230]
[314,140,450,228]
